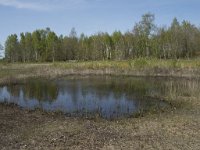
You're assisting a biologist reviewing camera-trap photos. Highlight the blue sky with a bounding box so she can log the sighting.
[0,0,200,51]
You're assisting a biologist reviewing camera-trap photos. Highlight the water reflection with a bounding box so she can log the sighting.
[0,76,197,119]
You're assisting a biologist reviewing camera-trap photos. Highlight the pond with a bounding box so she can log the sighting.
[0,76,199,119]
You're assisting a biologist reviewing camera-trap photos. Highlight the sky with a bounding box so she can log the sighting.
[0,0,200,57]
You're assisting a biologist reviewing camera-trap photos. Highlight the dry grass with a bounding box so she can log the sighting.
[0,59,200,85]
[52,58,200,69]
[0,60,200,149]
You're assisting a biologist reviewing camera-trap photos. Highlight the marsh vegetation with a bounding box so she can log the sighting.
[0,74,200,149]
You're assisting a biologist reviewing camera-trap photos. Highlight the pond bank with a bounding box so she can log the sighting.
[1,59,200,85]
[0,60,200,149]
[0,96,200,150]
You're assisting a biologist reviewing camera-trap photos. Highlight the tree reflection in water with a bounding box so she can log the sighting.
[0,76,198,119]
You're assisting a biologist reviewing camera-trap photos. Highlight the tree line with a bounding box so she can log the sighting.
[4,13,200,62]
[0,43,3,58]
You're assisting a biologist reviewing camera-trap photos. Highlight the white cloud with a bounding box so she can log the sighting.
[0,0,98,11]
[0,0,50,11]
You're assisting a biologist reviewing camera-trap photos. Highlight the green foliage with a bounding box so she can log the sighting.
[5,34,19,62]
[46,31,58,62]
[133,58,148,68]
[0,43,3,51]
[172,60,178,68]
[4,13,200,63]
[0,43,3,59]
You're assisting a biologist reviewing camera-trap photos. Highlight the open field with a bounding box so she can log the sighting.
[0,59,200,149]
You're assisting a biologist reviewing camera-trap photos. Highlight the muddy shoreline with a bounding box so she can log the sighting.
[1,96,200,150]
[1,63,200,149]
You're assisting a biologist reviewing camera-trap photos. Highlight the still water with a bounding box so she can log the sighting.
[0,76,199,119]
